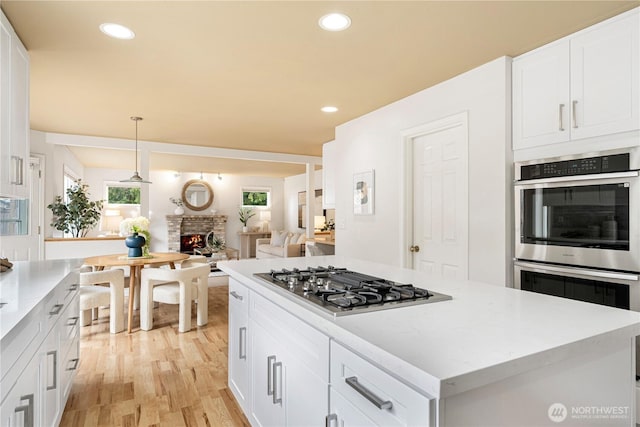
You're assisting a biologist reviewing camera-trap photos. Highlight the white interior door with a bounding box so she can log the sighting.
[408,114,468,279]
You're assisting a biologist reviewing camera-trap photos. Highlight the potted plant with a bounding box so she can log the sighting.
[47,180,104,238]
[238,207,255,232]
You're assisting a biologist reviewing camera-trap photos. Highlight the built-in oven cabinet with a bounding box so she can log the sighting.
[246,290,330,427]
[512,7,639,151]
[328,341,435,427]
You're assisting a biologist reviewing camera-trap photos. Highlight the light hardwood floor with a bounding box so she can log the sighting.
[60,283,251,427]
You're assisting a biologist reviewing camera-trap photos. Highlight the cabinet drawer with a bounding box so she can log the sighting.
[59,293,79,360]
[60,334,79,403]
[0,306,42,390]
[250,291,329,381]
[330,341,434,426]
[228,278,248,310]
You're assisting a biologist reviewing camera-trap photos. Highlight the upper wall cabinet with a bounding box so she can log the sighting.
[0,11,30,198]
[513,8,639,151]
[322,140,336,209]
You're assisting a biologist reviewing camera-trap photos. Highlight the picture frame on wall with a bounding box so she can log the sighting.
[353,170,374,215]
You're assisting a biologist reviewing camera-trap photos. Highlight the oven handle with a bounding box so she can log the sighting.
[514,261,639,282]
[514,171,639,186]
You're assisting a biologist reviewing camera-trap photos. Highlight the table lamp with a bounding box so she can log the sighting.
[260,210,271,232]
[101,209,123,236]
[314,215,326,231]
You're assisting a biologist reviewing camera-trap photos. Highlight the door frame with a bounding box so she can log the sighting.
[400,111,469,269]
[30,153,45,259]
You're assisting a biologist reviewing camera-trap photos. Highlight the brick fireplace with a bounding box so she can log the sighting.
[166,215,227,252]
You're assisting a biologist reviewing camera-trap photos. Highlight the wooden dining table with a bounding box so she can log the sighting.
[84,252,190,333]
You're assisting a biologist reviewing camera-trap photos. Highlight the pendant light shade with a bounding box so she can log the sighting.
[121,116,152,184]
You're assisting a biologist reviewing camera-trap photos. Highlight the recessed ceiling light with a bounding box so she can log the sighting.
[318,13,351,31]
[321,106,339,113]
[99,23,135,40]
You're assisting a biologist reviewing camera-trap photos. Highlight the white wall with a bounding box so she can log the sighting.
[283,170,323,233]
[332,57,512,286]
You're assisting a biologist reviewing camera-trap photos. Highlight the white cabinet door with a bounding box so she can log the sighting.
[40,329,60,427]
[328,387,376,427]
[570,11,639,140]
[513,41,570,150]
[512,8,639,152]
[250,320,285,427]
[280,349,327,426]
[0,354,40,427]
[0,11,29,198]
[228,280,249,414]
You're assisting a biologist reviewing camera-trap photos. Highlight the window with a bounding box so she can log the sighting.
[106,183,140,205]
[63,166,80,204]
[242,188,270,207]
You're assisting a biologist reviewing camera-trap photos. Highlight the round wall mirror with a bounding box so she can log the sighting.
[181,179,214,211]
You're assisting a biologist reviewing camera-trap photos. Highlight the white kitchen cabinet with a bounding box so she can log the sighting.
[329,341,434,427]
[247,290,329,427]
[0,10,30,198]
[0,354,40,427]
[328,388,376,427]
[1,268,79,427]
[322,140,337,209]
[227,278,250,415]
[513,8,639,151]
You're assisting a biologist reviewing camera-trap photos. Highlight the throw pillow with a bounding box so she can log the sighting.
[270,230,288,247]
[289,233,300,245]
[296,234,307,244]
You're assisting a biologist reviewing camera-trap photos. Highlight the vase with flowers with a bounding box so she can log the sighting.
[170,197,185,215]
[120,216,151,257]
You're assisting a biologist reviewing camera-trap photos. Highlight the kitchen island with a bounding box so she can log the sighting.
[0,259,82,426]
[218,255,640,426]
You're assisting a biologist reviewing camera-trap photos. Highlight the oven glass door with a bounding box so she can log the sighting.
[515,172,639,272]
[521,182,629,250]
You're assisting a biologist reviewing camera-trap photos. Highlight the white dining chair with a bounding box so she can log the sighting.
[79,268,125,334]
[139,263,210,332]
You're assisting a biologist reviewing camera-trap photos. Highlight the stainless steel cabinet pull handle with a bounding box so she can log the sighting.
[67,358,79,371]
[239,327,247,360]
[345,376,393,410]
[49,304,64,315]
[559,103,565,131]
[15,394,34,427]
[67,316,80,326]
[68,283,79,292]
[47,350,57,390]
[230,291,243,301]
[325,413,337,427]
[272,361,283,405]
[10,156,24,185]
[267,355,276,396]
[572,100,578,128]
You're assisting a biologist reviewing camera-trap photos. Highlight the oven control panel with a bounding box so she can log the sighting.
[519,153,629,180]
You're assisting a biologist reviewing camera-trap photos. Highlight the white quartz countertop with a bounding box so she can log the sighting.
[218,256,640,399]
[0,259,83,341]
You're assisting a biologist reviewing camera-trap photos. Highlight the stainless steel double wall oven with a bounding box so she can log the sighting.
[514,148,640,311]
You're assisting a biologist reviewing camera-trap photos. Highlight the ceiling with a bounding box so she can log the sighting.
[2,1,638,176]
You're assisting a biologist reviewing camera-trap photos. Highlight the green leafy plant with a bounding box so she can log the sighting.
[238,207,255,226]
[48,180,104,237]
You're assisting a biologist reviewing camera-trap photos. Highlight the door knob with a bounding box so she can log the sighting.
[409,245,420,253]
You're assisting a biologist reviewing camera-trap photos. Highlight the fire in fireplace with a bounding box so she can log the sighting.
[180,233,206,254]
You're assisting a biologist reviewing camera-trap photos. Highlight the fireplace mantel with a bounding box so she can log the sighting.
[166,214,227,252]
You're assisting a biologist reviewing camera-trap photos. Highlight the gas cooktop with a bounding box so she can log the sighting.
[253,266,452,317]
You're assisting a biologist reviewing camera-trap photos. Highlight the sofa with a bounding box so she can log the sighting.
[255,230,307,259]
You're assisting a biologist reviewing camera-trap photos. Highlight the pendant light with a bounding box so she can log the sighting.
[120,116,152,184]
